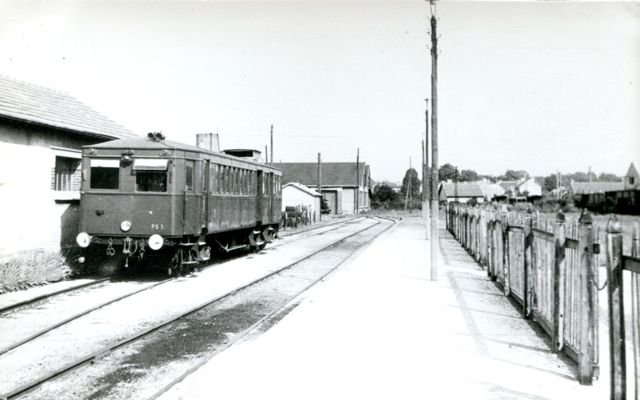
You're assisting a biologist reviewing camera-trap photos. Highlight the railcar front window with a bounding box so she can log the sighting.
[133,159,169,192]
[90,159,119,190]
[136,171,167,192]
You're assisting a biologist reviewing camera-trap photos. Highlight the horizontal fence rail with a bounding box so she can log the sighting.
[446,203,599,385]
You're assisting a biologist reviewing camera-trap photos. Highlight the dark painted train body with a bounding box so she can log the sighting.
[76,133,282,273]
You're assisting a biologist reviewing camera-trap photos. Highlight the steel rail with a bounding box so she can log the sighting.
[0,218,359,360]
[2,217,386,399]
[145,216,397,400]
[0,278,172,357]
[0,278,111,316]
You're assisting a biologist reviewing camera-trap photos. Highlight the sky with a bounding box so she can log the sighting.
[0,0,638,182]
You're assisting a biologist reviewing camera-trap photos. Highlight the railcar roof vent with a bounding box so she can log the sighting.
[147,132,165,142]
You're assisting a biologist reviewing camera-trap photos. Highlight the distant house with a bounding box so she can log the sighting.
[272,162,371,214]
[0,75,136,262]
[497,178,542,202]
[476,180,507,202]
[438,182,485,204]
[281,182,322,223]
[518,177,543,200]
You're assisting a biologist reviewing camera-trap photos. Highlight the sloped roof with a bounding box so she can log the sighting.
[571,181,625,194]
[498,180,520,190]
[476,182,506,198]
[273,162,369,187]
[0,74,135,139]
[627,162,639,178]
[439,182,484,198]
[283,182,322,197]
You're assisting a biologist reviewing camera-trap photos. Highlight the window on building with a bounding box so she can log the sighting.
[631,177,635,185]
[133,159,168,192]
[53,156,81,191]
[90,159,120,190]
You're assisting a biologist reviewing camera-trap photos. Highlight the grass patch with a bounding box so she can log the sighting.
[0,249,72,294]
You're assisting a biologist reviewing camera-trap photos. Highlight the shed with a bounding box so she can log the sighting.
[282,183,322,224]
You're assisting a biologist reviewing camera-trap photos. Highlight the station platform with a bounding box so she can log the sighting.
[161,215,607,399]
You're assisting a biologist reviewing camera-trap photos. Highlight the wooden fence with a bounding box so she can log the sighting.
[607,218,640,400]
[446,203,599,385]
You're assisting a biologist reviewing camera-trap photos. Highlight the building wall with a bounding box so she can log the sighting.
[281,186,321,223]
[342,187,356,214]
[0,121,106,261]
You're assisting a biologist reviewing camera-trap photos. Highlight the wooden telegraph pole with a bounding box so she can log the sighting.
[356,148,360,214]
[425,99,430,240]
[317,152,322,221]
[429,0,439,281]
[270,124,274,165]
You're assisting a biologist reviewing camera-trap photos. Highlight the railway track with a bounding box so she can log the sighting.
[1,217,388,399]
[0,217,361,360]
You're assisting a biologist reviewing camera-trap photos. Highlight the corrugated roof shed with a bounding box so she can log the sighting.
[273,162,369,187]
[571,181,625,194]
[0,75,135,139]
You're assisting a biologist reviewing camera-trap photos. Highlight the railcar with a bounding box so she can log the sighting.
[75,132,282,274]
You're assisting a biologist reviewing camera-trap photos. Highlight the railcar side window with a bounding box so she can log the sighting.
[211,164,218,193]
[133,159,168,192]
[90,159,119,190]
[185,161,194,192]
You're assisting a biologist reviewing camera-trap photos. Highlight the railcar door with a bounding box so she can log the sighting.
[201,159,210,230]
[256,170,263,223]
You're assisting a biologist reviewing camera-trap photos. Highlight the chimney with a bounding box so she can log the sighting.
[196,133,220,152]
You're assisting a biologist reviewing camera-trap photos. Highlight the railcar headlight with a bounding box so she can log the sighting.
[76,232,91,248]
[148,234,164,250]
[120,220,132,232]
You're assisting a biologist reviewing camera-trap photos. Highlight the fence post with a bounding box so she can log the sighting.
[523,210,533,319]
[502,208,510,296]
[631,224,639,399]
[577,210,595,384]
[607,216,626,400]
[554,211,566,352]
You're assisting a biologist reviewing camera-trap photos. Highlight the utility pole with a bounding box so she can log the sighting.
[425,98,430,240]
[270,124,274,165]
[317,152,322,221]
[356,148,360,214]
[429,0,439,281]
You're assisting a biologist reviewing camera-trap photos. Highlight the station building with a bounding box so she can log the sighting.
[0,75,136,266]
[272,162,371,214]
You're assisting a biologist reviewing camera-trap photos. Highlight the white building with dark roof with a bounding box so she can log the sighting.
[0,75,135,266]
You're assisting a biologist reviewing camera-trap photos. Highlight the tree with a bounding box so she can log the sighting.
[543,175,557,193]
[501,169,528,181]
[401,168,421,199]
[598,172,621,182]
[438,163,458,182]
[459,169,479,182]
[372,184,397,202]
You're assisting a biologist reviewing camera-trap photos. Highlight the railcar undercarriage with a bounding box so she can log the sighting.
[79,225,279,276]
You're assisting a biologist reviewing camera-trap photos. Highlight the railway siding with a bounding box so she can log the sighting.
[0,218,377,396]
